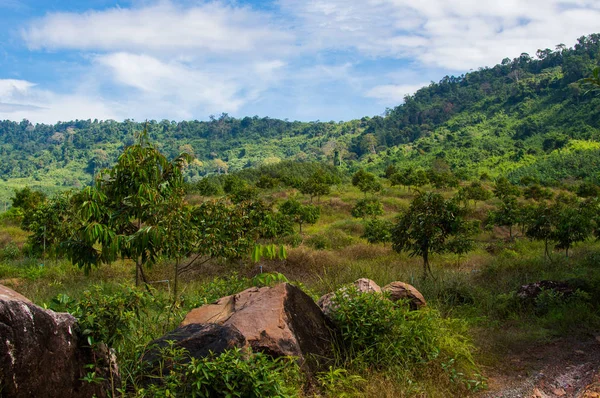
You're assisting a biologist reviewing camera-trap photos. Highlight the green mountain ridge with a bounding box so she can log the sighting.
[1,33,600,202]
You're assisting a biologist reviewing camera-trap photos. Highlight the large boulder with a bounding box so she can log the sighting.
[317,278,382,318]
[382,281,427,310]
[143,323,247,364]
[0,284,30,302]
[0,285,119,398]
[181,283,334,371]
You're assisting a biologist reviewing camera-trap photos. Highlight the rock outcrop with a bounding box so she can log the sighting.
[382,281,427,310]
[143,323,247,364]
[0,285,119,398]
[181,283,334,371]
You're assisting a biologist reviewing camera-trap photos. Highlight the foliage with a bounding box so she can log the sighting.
[459,181,491,207]
[22,191,73,257]
[11,186,47,212]
[139,347,301,398]
[487,196,522,239]
[60,130,191,285]
[392,192,476,278]
[362,219,393,245]
[50,285,152,347]
[352,169,382,196]
[523,184,554,201]
[329,286,476,383]
[279,199,320,233]
[492,177,521,200]
[251,244,287,263]
[351,198,384,219]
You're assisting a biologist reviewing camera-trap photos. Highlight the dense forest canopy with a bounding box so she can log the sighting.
[1,34,600,202]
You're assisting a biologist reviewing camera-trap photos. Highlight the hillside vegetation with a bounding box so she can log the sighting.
[1,34,600,204]
[1,34,600,397]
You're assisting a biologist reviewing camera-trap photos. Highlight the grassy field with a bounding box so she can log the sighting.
[1,182,599,397]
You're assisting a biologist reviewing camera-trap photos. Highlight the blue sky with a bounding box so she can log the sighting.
[0,0,599,123]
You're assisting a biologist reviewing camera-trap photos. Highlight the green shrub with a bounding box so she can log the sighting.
[327,230,354,250]
[0,242,21,260]
[351,198,384,219]
[282,233,303,248]
[362,219,393,244]
[306,233,331,250]
[140,346,301,398]
[50,285,154,347]
[187,274,253,308]
[330,287,476,379]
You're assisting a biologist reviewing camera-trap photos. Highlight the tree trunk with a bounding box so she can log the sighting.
[423,250,430,279]
[173,258,179,300]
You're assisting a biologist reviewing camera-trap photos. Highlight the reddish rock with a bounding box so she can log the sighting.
[382,281,427,310]
[0,284,30,302]
[181,283,334,370]
[0,286,118,398]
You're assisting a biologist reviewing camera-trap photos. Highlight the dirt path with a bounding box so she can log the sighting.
[477,336,600,398]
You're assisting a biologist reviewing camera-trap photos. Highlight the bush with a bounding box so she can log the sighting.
[362,219,393,244]
[50,285,154,347]
[306,230,354,251]
[306,234,331,250]
[330,287,477,381]
[0,242,20,260]
[140,346,301,397]
[351,198,384,219]
[186,274,253,308]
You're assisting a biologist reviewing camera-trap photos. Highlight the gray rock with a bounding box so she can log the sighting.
[0,285,119,398]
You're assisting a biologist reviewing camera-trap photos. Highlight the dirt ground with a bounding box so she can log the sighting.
[477,336,600,398]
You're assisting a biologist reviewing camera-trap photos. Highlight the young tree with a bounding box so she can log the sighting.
[362,219,393,245]
[300,168,339,203]
[492,177,521,200]
[523,184,553,201]
[351,198,384,219]
[61,130,191,286]
[279,199,320,233]
[22,191,73,259]
[460,181,492,208]
[12,186,47,212]
[551,198,594,257]
[352,169,382,196]
[487,195,522,239]
[392,192,476,279]
[525,202,556,259]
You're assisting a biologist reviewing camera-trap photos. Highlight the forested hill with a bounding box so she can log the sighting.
[1,34,600,200]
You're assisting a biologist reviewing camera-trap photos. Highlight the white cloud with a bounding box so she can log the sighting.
[22,2,293,57]
[366,83,429,104]
[0,78,117,123]
[5,0,600,124]
[280,0,600,70]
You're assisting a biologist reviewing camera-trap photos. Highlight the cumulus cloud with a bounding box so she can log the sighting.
[22,2,293,57]
[280,0,600,70]
[366,83,429,104]
[6,0,600,123]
